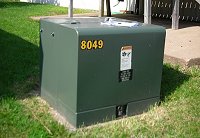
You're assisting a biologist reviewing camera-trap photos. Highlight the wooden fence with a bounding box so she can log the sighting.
[151,0,200,22]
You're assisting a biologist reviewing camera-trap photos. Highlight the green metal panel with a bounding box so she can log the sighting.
[40,20,79,126]
[127,97,159,116]
[40,18,166,128]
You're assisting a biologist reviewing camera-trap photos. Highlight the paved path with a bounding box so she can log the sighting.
[32,13,200,67]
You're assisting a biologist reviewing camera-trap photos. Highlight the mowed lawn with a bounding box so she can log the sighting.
[0,2,200,138]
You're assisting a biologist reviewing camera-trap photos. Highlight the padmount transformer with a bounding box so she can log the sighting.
[40,17,166,128]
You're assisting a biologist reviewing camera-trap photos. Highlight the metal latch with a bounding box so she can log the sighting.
[116,104,127,118]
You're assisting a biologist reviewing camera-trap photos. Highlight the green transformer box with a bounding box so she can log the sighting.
[40,17,166,128]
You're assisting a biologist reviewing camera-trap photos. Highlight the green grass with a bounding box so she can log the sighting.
[0,2,200,137]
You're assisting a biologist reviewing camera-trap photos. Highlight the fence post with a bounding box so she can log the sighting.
[106,0,111,17]
[99,0,105,17]
[144,0,152,24]
[172,0,179,29]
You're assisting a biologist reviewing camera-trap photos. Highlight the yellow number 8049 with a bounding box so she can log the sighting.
[80,40,104,50]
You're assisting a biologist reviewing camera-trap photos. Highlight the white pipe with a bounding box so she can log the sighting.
[68,0,73,17]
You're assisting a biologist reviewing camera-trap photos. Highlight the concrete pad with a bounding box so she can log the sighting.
[165,26,200,67]
[31,13,200,67]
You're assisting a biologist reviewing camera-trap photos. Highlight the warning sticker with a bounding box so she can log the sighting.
[119,69,133,82]
[120,46,132,71]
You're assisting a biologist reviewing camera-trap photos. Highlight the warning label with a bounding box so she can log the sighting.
[120,46,132,71]
[119,69,133,82]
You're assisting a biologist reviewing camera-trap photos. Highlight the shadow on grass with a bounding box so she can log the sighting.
[0,29,39,99]
[0,2,42,9]
[160,64,190,101]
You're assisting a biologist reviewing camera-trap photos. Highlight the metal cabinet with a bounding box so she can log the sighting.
[40,17,166,128]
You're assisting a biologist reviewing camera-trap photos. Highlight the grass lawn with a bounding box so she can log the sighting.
[0,2,200,137]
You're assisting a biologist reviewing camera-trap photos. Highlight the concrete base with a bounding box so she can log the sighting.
[165,27,200,67]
